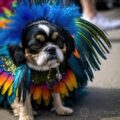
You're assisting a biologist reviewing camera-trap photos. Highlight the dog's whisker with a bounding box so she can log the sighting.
[47,68,51,80]
[56,66,62,81]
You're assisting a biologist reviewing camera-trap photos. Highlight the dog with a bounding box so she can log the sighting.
[9,20,75,120]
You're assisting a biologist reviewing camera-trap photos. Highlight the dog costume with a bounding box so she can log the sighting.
[0,0,111,107]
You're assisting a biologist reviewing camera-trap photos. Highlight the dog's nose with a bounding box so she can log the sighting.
[46,47,56,55]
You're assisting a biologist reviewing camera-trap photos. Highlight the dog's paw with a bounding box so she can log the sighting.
[13,107,20,116]
[19,115,34,120]
[33,110,41,116]
[55,106,74,116]
[11,98,20,116]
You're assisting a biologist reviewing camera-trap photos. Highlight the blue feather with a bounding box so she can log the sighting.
[68,55,88,81]
[7,64,30,104]
[79,54,94,81]
[0,3,80,49]
[0,94,4,103]
[0,46,10,56]
[7,66,22,104]
[75,37,100,71]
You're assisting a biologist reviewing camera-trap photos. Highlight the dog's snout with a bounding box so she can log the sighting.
[46,47,56,55]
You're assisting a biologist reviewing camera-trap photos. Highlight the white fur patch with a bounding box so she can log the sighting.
[38,24,50,36]
[27,62,60,71]
[36,52,48,65]
[56,48,64,62]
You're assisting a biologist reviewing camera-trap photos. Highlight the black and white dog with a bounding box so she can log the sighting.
[10,21,75,120]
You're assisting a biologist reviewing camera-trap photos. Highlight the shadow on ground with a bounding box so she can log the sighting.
[35,87,120,120]
[110,39,120,43]
[0,87,120,120]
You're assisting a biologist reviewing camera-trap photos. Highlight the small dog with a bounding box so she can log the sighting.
[10,21,75,120]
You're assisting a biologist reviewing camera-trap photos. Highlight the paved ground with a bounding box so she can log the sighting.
[1,8,120,120]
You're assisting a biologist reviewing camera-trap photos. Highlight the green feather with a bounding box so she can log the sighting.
[77,19,111,48]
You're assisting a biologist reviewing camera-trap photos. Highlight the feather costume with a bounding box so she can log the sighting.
[0,0,111,106]
[0,0,15,13]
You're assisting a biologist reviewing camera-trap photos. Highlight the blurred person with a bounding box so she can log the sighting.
[80,0,120,31]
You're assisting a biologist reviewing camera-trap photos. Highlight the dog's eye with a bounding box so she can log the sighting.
[35,34,45,42]
[51,32,59,40]
[28,40,42,54]
[29,46,41,54]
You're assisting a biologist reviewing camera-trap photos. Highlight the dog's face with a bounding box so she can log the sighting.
[10,21,75,71]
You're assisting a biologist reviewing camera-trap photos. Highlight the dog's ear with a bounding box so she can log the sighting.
[9,46,25,66]
[61,28,75,56]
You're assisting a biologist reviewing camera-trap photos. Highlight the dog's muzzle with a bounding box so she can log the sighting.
[45,46,57,60]
[35,43,64,70]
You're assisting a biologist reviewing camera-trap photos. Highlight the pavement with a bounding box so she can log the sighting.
[1,8,120,120]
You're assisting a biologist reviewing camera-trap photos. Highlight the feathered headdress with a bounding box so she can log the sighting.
[0,1,80,46]
[0,0,111,105]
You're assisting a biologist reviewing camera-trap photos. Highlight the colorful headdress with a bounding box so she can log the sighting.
[0,0,111,105]
[0,0,15,13]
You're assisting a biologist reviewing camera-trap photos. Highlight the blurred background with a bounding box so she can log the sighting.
[97,0,120,9]
[76,0,120,9]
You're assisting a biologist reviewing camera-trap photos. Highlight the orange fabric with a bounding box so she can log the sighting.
[31,70,78,105]
[0,19,10,28]
[2,76,14,95]
[0,72,9,87]
[73,48,80,59]
[42,86,51,106]
[33,86,41,100]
